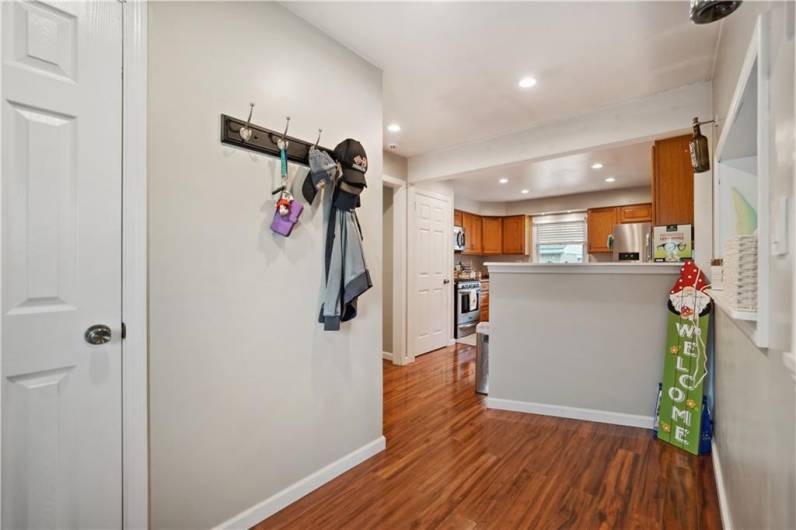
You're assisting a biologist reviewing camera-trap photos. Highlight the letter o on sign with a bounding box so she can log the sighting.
[668,386,685,402]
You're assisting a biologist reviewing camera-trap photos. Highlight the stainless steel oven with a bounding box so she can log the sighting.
[455,280,481,338]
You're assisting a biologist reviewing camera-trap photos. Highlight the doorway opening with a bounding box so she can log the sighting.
[382,175,408,364]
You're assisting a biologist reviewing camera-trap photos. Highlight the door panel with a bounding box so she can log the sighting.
[412,192,449,356]
[2,1,123,528]
[481,217,502,255]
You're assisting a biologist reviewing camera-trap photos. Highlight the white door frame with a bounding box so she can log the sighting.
[383,175,409,365]
[122,1,149,528]
[407,186,453,363]
[0,1,149,527]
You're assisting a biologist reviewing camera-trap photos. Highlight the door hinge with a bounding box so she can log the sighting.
[121,322,127,340]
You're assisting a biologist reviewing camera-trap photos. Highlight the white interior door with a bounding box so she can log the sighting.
[409,189,450,356]
[2,1,123,528]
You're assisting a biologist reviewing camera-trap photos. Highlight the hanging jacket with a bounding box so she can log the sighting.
[318,188,372,330]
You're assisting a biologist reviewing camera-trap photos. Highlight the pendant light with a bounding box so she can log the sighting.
[689,0,743,24]
[689,117,711,173]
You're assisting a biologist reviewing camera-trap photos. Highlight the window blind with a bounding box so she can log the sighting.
[535,221,586,244]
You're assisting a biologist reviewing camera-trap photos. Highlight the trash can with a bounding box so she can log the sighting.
[475,322,490,395]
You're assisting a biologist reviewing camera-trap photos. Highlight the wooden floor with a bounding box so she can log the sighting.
[256,345,721,529]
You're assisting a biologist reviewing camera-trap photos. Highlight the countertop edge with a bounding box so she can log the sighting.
[484,262,684,275]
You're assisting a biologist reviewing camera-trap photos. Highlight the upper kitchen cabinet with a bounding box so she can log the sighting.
[481,217,503,255]
[453,209,463,227]
[587,207,618,253]
[652,135,694,226]
[619,203,652,224]
[502,215,530,255]
[462,211,482,255]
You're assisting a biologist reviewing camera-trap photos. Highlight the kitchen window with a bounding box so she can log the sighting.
[533,213,587,263]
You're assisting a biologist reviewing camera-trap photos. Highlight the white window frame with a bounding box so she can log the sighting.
[533,213,587,264]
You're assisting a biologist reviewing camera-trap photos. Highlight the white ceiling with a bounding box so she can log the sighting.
[449,140,653,202]
[286,1,720,157]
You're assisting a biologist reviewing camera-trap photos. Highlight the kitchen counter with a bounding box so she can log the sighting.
[484,262,683,274]
[483,261,681,428]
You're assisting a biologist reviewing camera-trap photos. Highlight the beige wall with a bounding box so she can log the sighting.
[384,150,408,179]
[148,2,383,528]
[710,3,795,529]
[488,268,680,418]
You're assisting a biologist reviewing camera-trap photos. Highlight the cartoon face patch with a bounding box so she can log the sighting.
[352,155,368,173]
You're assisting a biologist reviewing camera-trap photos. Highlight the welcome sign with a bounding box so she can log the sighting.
[657,261,712,455]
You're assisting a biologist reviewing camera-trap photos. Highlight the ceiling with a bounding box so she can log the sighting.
[286,1,720,157]
[449,140,653,202]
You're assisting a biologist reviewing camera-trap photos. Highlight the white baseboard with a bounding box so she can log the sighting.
[712,439,734,530]
[486,397,653,429]
[213,436,386,529]
[382,351,393,362]
[448,338,456,346]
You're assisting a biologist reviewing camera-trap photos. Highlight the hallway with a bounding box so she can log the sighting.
[256,345,721,529]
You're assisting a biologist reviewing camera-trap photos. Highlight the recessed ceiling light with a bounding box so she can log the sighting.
[387,123,401,133]
[591,163,603,169]
[605,177,616,183]
[518,76,537,89]
[521,189,530,194]
[499,177,509,184]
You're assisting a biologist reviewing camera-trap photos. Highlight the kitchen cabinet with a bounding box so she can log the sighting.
[619,203,652,224]
[462,212,482,255]
[653,135,694,226]
[480,280,489,322]
[502,215,530,255]
[481,217,503,255]
[587,207,618,253]
[453,209,463,227]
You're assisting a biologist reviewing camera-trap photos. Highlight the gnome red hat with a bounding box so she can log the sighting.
[669,260,711,318]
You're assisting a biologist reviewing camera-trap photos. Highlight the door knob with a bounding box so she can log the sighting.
[85,324,112,345]
[443,279,451,284]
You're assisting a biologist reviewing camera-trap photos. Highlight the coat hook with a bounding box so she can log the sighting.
[239,103,255,142]
[314,129,323,148]
[277,116,291,151]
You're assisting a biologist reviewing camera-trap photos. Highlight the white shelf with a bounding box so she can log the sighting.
[708,289,757,321]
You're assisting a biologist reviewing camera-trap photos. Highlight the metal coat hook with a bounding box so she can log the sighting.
[314,129,323,148]
[277,116,291,150]
[239,103,255,142]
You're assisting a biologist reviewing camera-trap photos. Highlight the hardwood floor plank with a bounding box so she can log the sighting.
[254,345,721,529]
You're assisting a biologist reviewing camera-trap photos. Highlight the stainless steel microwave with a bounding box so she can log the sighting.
[454,226,465,252]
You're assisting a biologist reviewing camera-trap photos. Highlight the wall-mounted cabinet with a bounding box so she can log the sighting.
[481,217,503,255]
[653,135,694,226]
[453,209,463,227]
[461,211,482,255]
[502,215,531,255]
[454,210,530,256]
[587,207,619,253]
[619,203,652,224]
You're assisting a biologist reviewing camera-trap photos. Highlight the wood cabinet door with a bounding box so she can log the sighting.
[502,215,529,254]
[653,135,694,226]
[481,217,503,254]
[619,203,652,224]
[462,212,482,254]
[587,207,618,253]
[453,209,463,227]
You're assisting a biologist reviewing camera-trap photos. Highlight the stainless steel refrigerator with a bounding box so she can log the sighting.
[612,222,652,262]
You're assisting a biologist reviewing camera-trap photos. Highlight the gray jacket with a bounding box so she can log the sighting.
[318,206,371,330]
